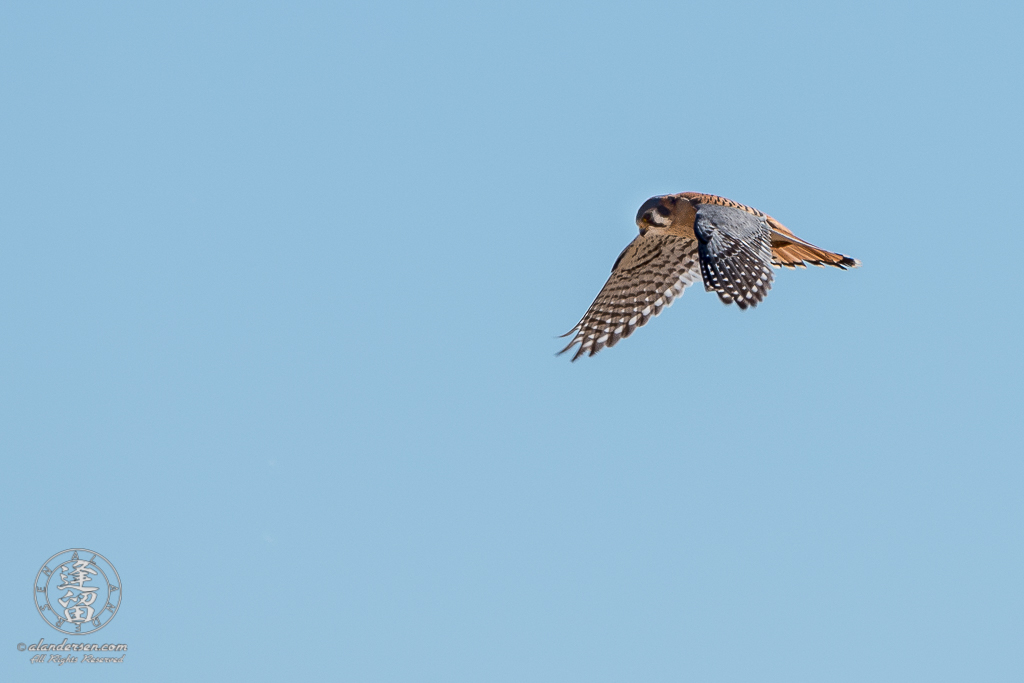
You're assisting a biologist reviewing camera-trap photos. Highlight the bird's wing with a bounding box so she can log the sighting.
[559,234,701,361]
[693,204,775,309]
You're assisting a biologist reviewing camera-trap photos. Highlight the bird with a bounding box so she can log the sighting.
[559,192,859,361]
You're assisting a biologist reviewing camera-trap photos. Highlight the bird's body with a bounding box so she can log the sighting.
[560,192,859,360]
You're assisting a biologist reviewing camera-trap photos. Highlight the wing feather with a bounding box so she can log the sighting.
[559,235,701,361]
[693,204,774,310]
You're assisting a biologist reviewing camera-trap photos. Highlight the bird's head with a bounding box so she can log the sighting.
[635,195,676,235]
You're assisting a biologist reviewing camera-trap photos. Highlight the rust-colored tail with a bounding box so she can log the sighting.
[768,217,860,270]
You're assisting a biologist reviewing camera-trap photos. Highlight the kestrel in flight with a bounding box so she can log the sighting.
[560,192,859,360]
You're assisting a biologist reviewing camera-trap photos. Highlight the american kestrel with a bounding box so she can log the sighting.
[560,192,859,360]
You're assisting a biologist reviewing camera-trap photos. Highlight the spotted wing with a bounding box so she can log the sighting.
[560,234,701,361]
[693,204,774,309]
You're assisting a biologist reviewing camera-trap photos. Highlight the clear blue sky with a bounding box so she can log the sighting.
[2,1,1022,681]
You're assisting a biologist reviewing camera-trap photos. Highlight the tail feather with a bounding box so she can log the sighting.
[768,217,860,270]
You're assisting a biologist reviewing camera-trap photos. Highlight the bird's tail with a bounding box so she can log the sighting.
[768,218,860,269]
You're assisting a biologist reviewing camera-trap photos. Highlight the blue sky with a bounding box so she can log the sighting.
[2,1,1022,681]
